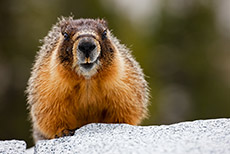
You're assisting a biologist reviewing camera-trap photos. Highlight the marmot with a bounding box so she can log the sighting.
[26,17,150,142]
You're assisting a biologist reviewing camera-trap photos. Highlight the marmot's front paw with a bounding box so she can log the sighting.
[55,129,75,138]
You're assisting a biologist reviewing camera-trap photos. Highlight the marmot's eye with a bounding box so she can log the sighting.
[102,29,107,40]
[63,32,70,41]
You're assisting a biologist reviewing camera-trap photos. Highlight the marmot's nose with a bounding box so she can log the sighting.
[78,41,96,58]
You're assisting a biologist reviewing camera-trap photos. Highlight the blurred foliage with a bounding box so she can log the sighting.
[0,0,229,147]
[145,1,230,124]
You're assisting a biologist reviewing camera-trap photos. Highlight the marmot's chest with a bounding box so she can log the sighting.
[35,72,142,139]
[54,82,120,127]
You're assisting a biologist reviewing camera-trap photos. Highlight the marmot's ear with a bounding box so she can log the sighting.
[58,17,72,34]
[97,19,108,28]
[60,21,69,35]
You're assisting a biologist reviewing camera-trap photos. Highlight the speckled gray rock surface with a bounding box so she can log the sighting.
[34,118,230,154]
[0,140,26,154]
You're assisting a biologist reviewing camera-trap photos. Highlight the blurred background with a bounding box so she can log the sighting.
[0,0,229,147]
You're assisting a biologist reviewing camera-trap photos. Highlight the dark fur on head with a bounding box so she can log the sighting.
[55,18,115,78]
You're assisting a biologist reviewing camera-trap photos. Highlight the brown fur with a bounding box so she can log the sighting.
[26,17,150,142]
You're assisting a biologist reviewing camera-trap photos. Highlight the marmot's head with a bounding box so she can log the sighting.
[57,18,116,78]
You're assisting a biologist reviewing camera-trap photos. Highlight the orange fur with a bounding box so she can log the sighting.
[32,46,145,139]
[27,18,149,142]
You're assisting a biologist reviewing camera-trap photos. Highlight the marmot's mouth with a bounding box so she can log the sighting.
[79,58,99,71]
[80,62,95,70]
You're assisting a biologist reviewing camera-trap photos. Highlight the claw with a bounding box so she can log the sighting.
[54,128,78,138]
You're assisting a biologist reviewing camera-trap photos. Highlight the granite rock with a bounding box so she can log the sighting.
[34,118,230,154]
[0,140,26,154]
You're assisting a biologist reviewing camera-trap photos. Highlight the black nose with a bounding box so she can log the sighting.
[78,41,96,58]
